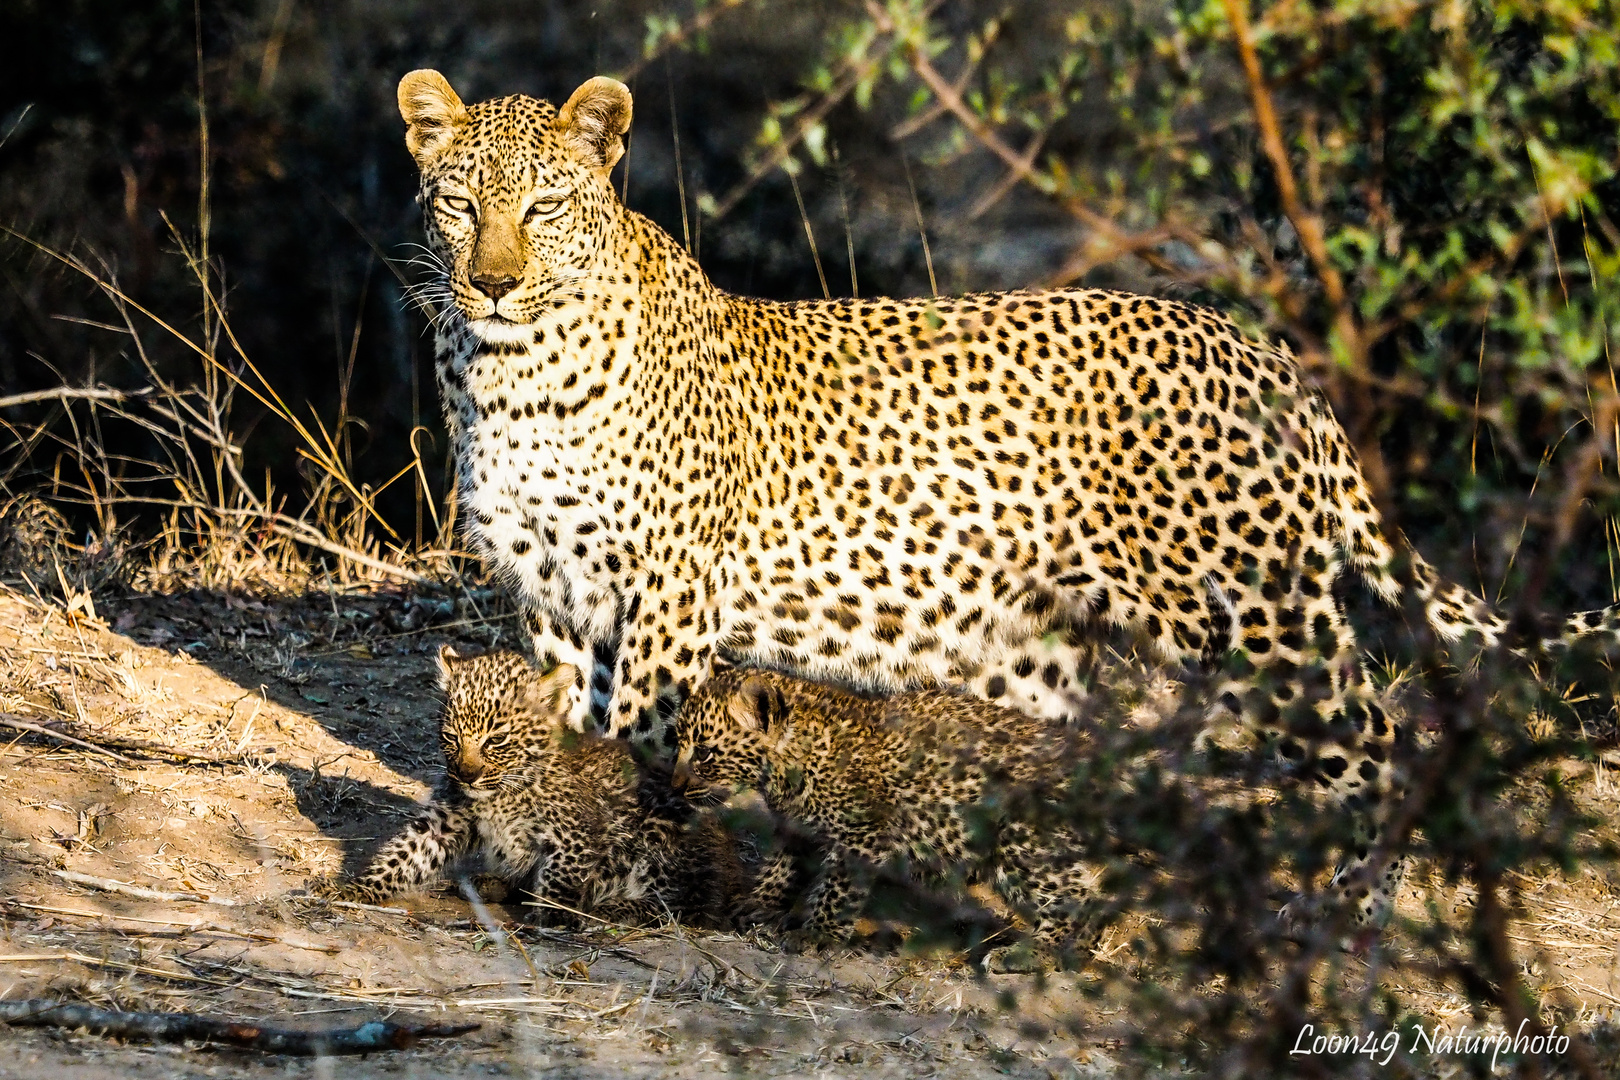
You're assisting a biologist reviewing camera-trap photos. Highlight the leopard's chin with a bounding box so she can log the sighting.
[467,312,528,338]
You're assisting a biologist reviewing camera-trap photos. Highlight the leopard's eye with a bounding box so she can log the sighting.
[524,196,565,223]
[438,195,475,217]
[692,745,716,765]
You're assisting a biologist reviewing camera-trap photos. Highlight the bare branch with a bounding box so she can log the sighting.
[706,62,872,222]
[0,715,130,762]
[1221,0,1360,359]
[620,0,754,82]
[0,387,150,411]
[0,1000,478,1056]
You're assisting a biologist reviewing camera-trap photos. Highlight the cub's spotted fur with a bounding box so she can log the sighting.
[312,648,741,927]
[673,667,1102,967]
[397,69,1619,928]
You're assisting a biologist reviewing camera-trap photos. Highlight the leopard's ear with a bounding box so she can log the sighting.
[708,653,737,675]
[524,662,578,716]
[398,69,468,167]
[727,676,789,737]
[436,644,465,689]
[556,76,632,172]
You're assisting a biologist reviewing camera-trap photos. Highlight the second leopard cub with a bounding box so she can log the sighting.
[672,667,1103,968]
[314,648,741,927]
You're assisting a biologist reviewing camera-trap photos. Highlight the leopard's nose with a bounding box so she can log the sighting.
[471,273,518,301]
[451,752,486,785]
[670,761,691,792]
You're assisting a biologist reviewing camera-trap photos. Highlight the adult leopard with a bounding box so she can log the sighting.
[397,69,1615,927]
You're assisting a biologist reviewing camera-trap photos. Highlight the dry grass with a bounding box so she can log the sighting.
[0,221,468,601]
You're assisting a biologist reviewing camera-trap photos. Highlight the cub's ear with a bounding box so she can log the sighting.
[524,662,578,716]
[727,676,789,737]
[556,76,632,172]
[398,69,468,166]
[436,644,464,689]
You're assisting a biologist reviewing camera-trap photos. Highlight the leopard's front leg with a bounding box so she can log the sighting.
[604,578,727,754]
[311,796,474,904]
[799,858,865,941]
[524,611,599,731]
[745,850,798,927]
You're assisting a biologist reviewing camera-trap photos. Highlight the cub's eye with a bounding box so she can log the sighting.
[438,195,475,217]
[524,197,565,223]
[692,745,716,765]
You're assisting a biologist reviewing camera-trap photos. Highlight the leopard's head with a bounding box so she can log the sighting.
[436,646,576,799]
[671,669,796,805]
[397,70,631,332]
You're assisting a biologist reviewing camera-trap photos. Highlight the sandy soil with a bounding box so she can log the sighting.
[1,584,1618,1078]
[0,587,1112,1078]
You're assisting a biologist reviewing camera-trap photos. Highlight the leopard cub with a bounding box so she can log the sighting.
[673,666,1104,969]
[311,648,742,928]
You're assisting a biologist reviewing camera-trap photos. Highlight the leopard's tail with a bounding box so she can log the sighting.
[1312,394,1619,658]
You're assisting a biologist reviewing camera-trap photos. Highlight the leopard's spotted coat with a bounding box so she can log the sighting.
[673,666,1103,968]
[395,70,1619,926]
[312,648,742,927]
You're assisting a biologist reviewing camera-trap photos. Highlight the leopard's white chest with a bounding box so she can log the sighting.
[451,348,622,639]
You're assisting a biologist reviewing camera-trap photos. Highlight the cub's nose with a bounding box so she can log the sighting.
[450,750,486,785]
[471,273,518,301]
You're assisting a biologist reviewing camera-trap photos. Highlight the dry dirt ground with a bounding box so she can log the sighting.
[0,583,1619,1078]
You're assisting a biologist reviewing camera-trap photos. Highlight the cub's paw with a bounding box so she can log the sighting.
[981,942,1047,975]
[303,875,367,903]
[775,927,844,955]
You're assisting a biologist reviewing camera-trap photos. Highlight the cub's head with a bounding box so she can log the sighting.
[397,70,631,330]
[436,646,576,799]
[671,668,797,804]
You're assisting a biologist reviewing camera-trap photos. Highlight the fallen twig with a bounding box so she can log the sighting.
[325,898,415,916]
[51,868,240,907]
[0,839,56,867]
[0,951,232,985]
[2,900,338,955]
[0,713,244,766]
[0,999,479,1056]
[0,715,129,762]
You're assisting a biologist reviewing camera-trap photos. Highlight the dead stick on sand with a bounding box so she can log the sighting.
[1,900,338,954]
[51,869,240,907]
[0,715,129,762]
[0,713,244,765]
[0,1000,479,1055]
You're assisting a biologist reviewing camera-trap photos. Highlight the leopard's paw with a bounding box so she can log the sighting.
[981,942,1047,975]
[304,874,367,903]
